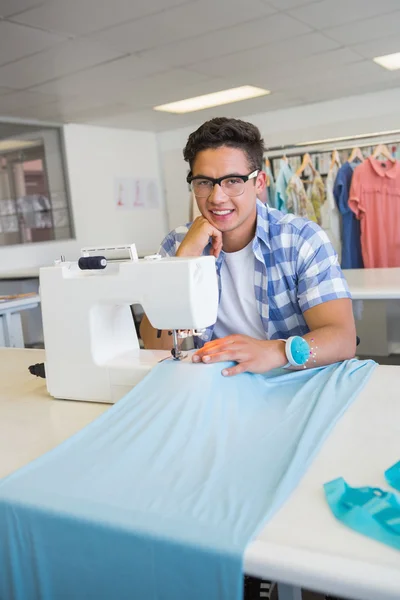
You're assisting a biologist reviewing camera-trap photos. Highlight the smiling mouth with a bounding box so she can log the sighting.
[210,209,234,216]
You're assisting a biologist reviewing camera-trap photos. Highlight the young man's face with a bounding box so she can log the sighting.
[192,146,265,235]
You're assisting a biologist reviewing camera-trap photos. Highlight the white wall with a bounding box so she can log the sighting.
[0,123,168,274]
[158,87,400,231]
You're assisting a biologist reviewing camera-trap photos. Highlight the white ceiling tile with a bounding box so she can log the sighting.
[324,11,400,45]
[289,0,400,29]
[30,55,167,97]
[140,13,311,70]
[86,108,190,132]
[291,77,400,107]
[0,40,125,89]
[269,0,318,8]
[90,0,277,54]
[0,21,66,67]
[39,93,128,114]
[0,89,60,113]
[351,36,400,60]
[12,0,192,36]
[53,103,136,123]
[0,0,46,18]
[269,60,396,95]
[188,33,341,78]
[0,87,13,96]
[0,102,62,121]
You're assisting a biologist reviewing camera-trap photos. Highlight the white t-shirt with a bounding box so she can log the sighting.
[213,241,266,340]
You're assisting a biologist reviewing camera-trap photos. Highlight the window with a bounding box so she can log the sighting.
[0,122,73,246]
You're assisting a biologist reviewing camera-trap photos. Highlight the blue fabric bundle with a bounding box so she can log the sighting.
[324,478,400,551]
[0,358,376,600]
[385,461,400,492]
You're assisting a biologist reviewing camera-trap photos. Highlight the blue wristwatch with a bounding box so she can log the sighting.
[284,336,310,368]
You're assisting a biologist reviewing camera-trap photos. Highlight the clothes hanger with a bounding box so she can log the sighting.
[330,149,340,171]
[371,143,396,163]
[348,147,364,163]
[296,153,316,177]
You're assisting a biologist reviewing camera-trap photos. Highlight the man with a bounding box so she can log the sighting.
[141,117,356,373]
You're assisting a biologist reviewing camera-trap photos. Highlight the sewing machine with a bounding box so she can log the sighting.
[39,244,218,403]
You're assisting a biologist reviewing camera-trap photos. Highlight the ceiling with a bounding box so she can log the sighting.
[1,0,400,132]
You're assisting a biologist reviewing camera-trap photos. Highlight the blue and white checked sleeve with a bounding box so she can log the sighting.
[296,221,351,313]
[158,227,189,257]
[159,232,178,257]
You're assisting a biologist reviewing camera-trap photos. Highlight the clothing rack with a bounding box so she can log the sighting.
[264,131,400,180]
[264,129,400,157]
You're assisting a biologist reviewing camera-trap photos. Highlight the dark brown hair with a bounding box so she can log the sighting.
[183,117,265,173]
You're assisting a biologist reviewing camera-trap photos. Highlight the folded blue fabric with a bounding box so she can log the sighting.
[324,478,400,551]
[0,359,376,600]
[385,461,400,492]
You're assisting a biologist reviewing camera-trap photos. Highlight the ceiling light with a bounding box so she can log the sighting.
[373,52,400,70]
[153,86,271,114]
[0,139,40,152]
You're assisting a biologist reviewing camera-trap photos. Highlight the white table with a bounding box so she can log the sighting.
[0,270,43,347]
[0,267,41,280]
[344,268,400,356]
[0,295,40,348]
[344,268,400,300]
[1,349,400,600]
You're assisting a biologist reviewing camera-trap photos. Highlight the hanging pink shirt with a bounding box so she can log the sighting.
[349,157,400,268]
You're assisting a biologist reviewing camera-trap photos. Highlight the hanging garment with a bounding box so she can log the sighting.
[0,359,375,600]
[307,172,326,226]
[265,163,276,208]
[349,157,400,268]
[275,160,293,213]
[286,174,317,222]
[324,478,400,552]
[333,162,364,269]
[321,164,342,259]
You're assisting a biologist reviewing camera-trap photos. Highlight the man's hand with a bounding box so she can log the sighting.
[192,335,287,376]
[177,216,223,258]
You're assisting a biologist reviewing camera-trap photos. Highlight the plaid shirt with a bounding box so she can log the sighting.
[159,200,351,348]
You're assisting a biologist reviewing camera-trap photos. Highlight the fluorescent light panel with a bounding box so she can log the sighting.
[0,139,39,152]
[154,86,270,114]
[373,52,400,70]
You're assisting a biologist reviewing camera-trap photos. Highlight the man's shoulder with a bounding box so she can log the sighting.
[266,206,323,243]
[159,222,192,256]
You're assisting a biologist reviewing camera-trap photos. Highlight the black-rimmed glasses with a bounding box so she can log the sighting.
[187,169,259,198]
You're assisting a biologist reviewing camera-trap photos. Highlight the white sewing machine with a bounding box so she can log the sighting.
[39,244,218,403]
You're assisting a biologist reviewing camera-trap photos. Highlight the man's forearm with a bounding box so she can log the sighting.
[139,315,173,350]
[300,325,356,369]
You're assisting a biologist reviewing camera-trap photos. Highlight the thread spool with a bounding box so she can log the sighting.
[78,256,107,270]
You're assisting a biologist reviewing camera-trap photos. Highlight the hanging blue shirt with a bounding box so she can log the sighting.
[275,160,293,213]
[333,162,364,269]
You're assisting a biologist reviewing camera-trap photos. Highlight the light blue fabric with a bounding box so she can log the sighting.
[160,200,351,347]
[385,461,400,491]
[0,358,376,600]
[275,160,293,213]
[324,478,400,551]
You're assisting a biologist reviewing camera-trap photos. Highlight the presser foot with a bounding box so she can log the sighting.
[171,329,187,361]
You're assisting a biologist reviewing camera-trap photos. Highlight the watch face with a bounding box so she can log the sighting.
[290,336,310,365]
